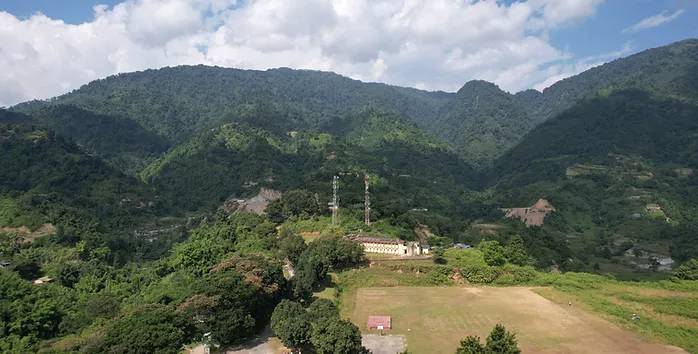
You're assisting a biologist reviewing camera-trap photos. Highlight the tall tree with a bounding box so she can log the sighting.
[270,300,311,350]
[310,318,368,354]
[485,324,520,354]
[479,240,506,266]
[456,336,484,354]
[505,235,532,266]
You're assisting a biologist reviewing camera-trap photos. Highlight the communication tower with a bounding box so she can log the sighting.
[329,175,339,225]
[364,174,371,226]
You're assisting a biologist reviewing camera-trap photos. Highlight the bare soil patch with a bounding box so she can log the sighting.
[0,223,56,242]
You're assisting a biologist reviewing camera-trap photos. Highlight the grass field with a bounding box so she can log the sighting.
[347,286,688,354]
[332,250,698,354]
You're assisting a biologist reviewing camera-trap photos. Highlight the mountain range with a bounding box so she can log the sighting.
[3,38,698,274]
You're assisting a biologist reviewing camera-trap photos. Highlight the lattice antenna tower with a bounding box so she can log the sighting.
[330,175,339,225]
[364,174,371,226]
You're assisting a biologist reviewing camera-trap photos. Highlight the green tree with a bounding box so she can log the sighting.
[432,247,446,264]
[57,262,82,288]
[279,231,307,265]
[456,325,520,354]
[479,240,506,266]
[271,300,311,349]
[293,252,326,299]
[456,336,484,354]
[673,259,698,280]
[310,318,368,354]
[307,299,339,324]
[265,199,285,223]
[281,190,321,218]
[196,268,281,346]
[13,259,41,280]
[505,235,532,266]
[85,294,121,320]
[100,304,193,354]
[485,324,520,354]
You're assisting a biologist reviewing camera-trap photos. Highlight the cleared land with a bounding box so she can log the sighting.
[349,286,687,354]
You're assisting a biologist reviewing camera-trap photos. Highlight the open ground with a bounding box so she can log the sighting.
[348,286,688,354]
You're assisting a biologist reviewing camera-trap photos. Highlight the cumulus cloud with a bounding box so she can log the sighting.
[623,9,684,34]
[532,42,633,91]
[0,0,607,107]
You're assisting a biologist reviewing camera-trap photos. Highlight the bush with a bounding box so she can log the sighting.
[456,324,520,354]
[673,259,698,280]
[479,240,506,266]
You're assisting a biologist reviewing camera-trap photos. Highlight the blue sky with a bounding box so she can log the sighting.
[550,0,698,57]
[0,0,696,107]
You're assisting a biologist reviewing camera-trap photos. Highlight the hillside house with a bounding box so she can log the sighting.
[367,316,392,330]
[33,276,54,285]
[349,235,429,256]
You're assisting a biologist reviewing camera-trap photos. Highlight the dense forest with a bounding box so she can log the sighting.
[2,39,698,352]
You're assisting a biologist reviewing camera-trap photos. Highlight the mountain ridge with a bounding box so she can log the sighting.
[11,39,698,168]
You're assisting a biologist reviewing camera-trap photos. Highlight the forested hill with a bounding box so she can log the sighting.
[0,120,165,253]
[489,89,698,269]
[12,39,698,168]
[140,108,479,217]
[14,66,452,145]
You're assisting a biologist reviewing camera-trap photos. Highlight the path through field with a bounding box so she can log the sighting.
[349,286,688,354]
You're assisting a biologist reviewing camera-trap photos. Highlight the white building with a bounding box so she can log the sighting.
[349,235,428,256]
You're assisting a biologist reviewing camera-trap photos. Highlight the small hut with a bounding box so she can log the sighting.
[367,316,392,330]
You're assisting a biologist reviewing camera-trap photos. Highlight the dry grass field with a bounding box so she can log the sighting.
[348,286,687,354]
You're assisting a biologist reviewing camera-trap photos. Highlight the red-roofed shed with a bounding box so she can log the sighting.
[367,315,391,330]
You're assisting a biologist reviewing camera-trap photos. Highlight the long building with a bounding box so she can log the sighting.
[348,235,428,256]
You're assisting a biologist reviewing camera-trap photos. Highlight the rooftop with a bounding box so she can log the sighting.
[367,315,391,329]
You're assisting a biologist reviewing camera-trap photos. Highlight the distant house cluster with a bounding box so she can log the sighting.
[349,235,429,256]
[503,198,556,226]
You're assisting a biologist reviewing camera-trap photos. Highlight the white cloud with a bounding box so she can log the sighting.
[532,42,633,91]
[623,9,684,33]
[0,0,608,107]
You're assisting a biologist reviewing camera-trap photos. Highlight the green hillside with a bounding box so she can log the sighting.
[13,40,698,169]
[14,67,451,145]
[435,80,531,166]
[489,90,698,273]
[27,105,170,174]
[141,108,479,233]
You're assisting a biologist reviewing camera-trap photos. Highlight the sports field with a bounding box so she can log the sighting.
[348,286,687,354]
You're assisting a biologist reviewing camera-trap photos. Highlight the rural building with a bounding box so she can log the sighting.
[349,235,428,256]
[504,198,556,226]
[367,315,392,330]
[33,276,54,285]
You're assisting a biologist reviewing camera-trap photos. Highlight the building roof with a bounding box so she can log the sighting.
[367,315,391,329]
[350,235,405,245]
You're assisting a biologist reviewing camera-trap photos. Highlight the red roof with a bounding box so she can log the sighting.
[367,315,391,329]
[351,236,404,245]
